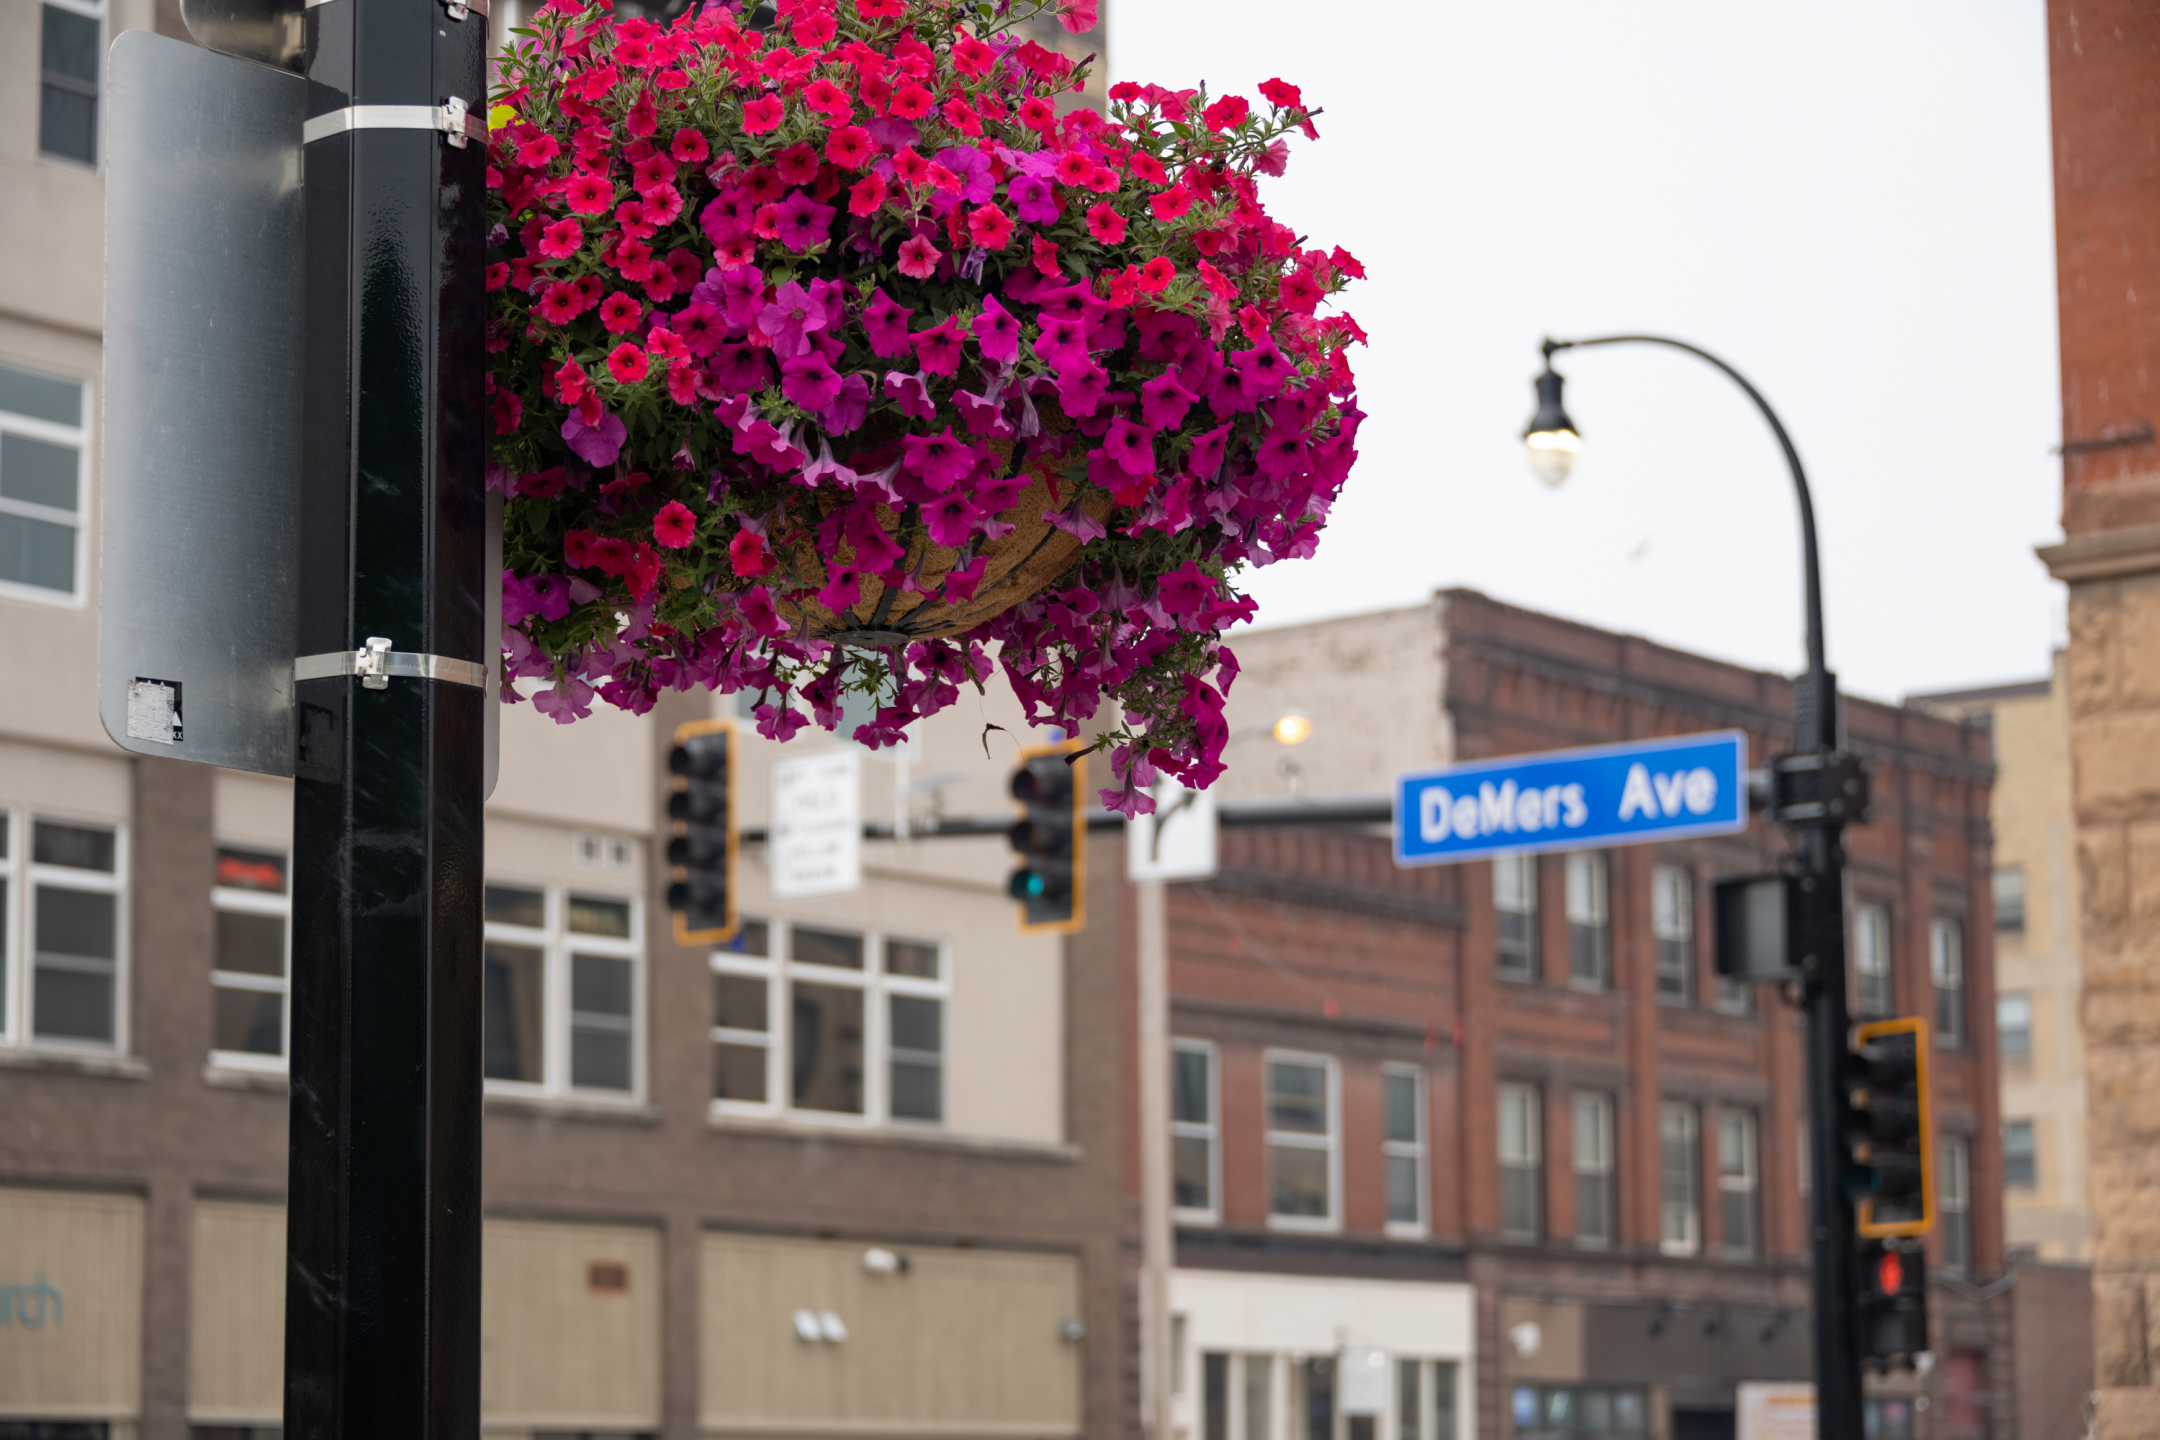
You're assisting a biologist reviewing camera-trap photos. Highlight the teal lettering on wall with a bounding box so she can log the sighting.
[0,1276,64,1329]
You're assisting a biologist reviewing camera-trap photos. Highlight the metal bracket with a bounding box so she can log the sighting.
[302,97,485,148]
[295,638,489,690]
[443,0,488,19]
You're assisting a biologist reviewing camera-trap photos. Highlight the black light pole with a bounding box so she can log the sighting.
[285,0,490,1431]
[1526,335,1862,1439]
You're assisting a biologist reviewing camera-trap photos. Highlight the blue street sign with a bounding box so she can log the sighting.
[1394,730,1750,867]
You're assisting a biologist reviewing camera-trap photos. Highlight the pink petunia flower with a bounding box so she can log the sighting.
[1103,417,1159,475]
[1137,256,1177,295]
[653,500,696,548]
[848,173,889,216]
[922,491,983,548]
[826,125,875,170]
[670,127,708,163]
[537,218,584,259]
[895,236,941,280]
[911,317,966,377]
[781,352,844,411]
[742,94,784,133]
[1084,203,1126,245]
[599,291,644,334]
[967,203,1014,250]
[606,343,650,384]
[565,172,614,214]
[1155,561,1216,622]
[862,288,915,356]
[729,528,772,577]
[970,295,1021,363]
[759,280,829,357]
[774,192,837,251]
[901,426,977,491]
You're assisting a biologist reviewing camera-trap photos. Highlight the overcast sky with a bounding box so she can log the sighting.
[1114,3,2062,705]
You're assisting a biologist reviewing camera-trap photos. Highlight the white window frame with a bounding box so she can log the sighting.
[1854,903,1894,1018]
[2003,1118,2037,1189]
[1262,1049,1339,1232]
[1652,863,1694,1004]
[1494,853,1538,980]
[708,919,951,1129]
[1938,1134,1972,1274]
[482,881,645,1103]
[1171,1037,1220,1224]
[1931,917,1966,1048]
[209,846,291,1072]
[1997,991,2032,1063]
[1497,1080,1543,1242]
[36,0,106,174]
[3,809,129,1055]
[0,365,93,608]
[1658,1101,1701,1257]
[1382,1062,1428,1238]
[1564,851,1610,989]
[1716,1108,1760,1258]
[1571,1090,1616,1250]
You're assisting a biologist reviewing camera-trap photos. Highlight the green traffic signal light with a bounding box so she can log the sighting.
[665,720,738,945]
[1007,743,1085,934]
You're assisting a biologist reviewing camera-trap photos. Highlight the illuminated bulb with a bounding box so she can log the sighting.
[1271,712,1314,747]
[1525,428,1581,487]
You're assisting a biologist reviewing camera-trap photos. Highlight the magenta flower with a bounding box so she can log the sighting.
[781,352,843,410]
[896,236,941,280]
[675,300,725,356]
[863,288,915,356]
[817,373,871,434]
[971,296,1021,364]
[561,410,626,466]
[1054,360,1111,417]
[538,218,584,259]
[1103,417,1158,475]
[736,585,789,637]
[902,427,977,491]
[817,561,862,612]
[653,500,697,548]
[922,490,983,548]
[953,388,1014,438]
[709,344,771,393]
[718,264,766,329]
[844,503,907,572]
[882,369,937,422]
[1156,561,1216,623]
[759,280,828,356]
[1232,340,1294,399]
[1140,371,1196,429]
[774,192,837,251]
[532,674,595,725]
[1254,430,1309,480]
[912,317,966,377]
[1186,421,1233,480]
[1007,173,1057,224]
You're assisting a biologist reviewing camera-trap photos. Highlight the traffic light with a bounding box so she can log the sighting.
[1857,1237,1929,1368]
[666,719,738,945]
[1008,741,1086,934]
[1849,1017,1934,1238]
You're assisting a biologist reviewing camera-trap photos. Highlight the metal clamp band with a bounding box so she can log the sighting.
[303,97,485,148]
[296,637,489,691]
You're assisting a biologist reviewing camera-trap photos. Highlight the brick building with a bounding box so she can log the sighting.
[2034,5,2160,1437]
[1153,591,2011,1440]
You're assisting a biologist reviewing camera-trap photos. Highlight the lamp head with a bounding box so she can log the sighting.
[1271,712,1314,747]
[1524,363,1581,487]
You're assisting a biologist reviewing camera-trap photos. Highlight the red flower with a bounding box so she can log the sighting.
[729,527,772,576]
[943,99,982,137]
[538,218,584,259]
[514,130,560,168]
[1149,185,1191,221]
[1202,95,1250,132]
[600,291,644,333]
[896,235,941,280]
[774,144,820,186]
[967,203,1014,250]
[670,127,708,163]
[855,0,902,14]
[606,342,649,383]
[848,173,889,216]
[1329,245,1366,280]
[1137,256,1176,295]
[1109,81,1142,103]
[825,125,874,169]
[1052,151,1095,188]
[791,8,836,47]
[1277,269,1324,314]
[804,78,853,123]
[565,171,613,214]
[1018,96,1057,133]
[1085,203,1126,244]
[952,36,994,76]
[892,147,932,186]
[536,282,581,323]
[653,500,696,548]
[1031,234,1062,278]
[646,326,689,360]
[1130,152,1167,184]
[742,93,784,133]
[889,82,933,119]
[487,262,512,292]
[1258,77,1303,110]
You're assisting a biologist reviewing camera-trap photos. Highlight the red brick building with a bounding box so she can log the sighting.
[1152,590,2009,1440]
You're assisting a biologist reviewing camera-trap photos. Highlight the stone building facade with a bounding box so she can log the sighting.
[2037,4,2160,1436]
[1159,591,2012,1440]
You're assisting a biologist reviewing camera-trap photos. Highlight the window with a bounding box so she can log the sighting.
[1497,1082,1543,1241]
[210,847,289,1067]
[1172,1040,1219,1220]
[40,1,102,166]
[1658,1102,1700,1256]
[1242,1355,1272,1440]
[709,920,947,1125]
[0,361,89,604]
[482,882,642,1099]
[1998,992,2032,1063]
[1716,1109,1760,1257]
[1494,854,1538,980]
[1854,903,1894,1019]
[1931,918,1965,1047]
[3,816,126,1050]
[1565,852,1609,988]
[2004,1120,2036,1189]
[1652,864,1694,1003]
[1509,1386,1649,1438]
[1938,1135,1972,1273]
[1399,1360,1459,1440]
[1571,1091,1615,1248]
[1993,865,2025,933]
[1383,1065,1426,1234]
[1265,1054,1336,1226]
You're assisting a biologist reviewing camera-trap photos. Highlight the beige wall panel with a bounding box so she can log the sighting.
[482,1218,660,1429]
[701,1232,1080,1437]
[493,694,654,836]
[0,739,132,824]
[0,1187,143,1419]
[188,1201,285,1423]
[485,814,646,894]
[212,772,295,852]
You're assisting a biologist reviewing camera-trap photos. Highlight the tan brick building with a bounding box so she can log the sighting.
[2037,4,2160,1436]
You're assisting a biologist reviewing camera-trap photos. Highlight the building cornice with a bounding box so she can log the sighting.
[2036,520,2160,583]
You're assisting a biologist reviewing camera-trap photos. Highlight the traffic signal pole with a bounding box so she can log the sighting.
[1544,336,1864,1438]
[285,0,490,1431]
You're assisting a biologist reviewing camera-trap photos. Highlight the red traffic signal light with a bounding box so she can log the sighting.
[1876,1249,1903,1297]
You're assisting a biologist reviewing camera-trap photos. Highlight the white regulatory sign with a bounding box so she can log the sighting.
[771,749,863,899]
[1127,780,1218,883]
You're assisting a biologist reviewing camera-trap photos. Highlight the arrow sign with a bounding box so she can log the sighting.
[1394,730,1749,868]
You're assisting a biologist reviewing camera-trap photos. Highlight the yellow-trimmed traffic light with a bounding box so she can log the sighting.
[666,718,738,945]
[1857,1236,1929,1368]
[1008,740,1086,935]
[1852,1016,1934,1239]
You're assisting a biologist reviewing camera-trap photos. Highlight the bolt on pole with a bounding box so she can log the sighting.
[284,0,490,1431]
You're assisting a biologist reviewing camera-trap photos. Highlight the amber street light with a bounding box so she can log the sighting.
[1522,340,1582,487]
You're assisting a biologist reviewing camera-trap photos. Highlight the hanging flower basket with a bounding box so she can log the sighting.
[485,0,1365,812]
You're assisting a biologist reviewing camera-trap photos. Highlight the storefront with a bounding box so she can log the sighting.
[0,1187,144,1440]
[1171,1269,1477,1440]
